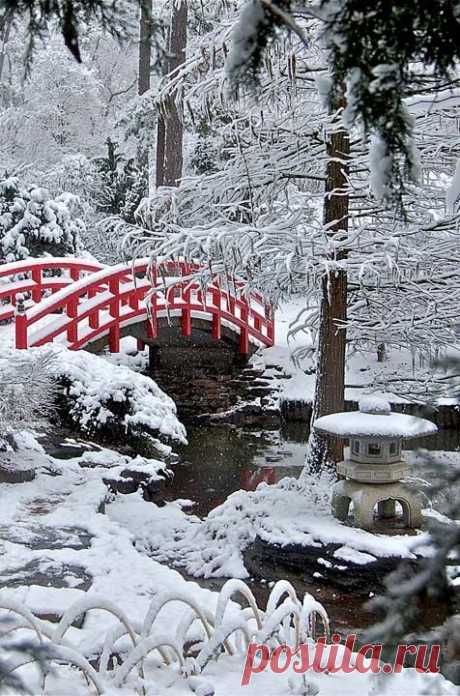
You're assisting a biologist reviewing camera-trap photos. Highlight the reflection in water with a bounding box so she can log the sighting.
[166,424,308,516]
[240,466,276,490]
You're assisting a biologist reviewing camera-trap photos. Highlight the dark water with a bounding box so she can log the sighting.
[165,422,308,516]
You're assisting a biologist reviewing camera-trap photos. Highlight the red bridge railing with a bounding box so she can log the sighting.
[0,257,103,323]
[7,258,274,354]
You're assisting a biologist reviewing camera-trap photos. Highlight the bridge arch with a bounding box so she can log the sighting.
[3,258,274,355]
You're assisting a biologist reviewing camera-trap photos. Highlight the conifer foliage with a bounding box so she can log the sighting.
[227,0,460,191]
[0,177,84,261]
[1,0,136,62]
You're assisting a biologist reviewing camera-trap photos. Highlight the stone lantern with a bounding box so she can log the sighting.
[313,396,438,531]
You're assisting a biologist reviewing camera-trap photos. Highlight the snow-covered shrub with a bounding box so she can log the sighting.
[0,177,85,262]
[1,347,185,456]
[0,351,56,445]
[138,472,333,579]
[50,347,186,454]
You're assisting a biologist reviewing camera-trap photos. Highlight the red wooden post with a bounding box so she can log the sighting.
[107,276,121,352]
[15,296,27,349]
[31,267,42,303]
[109,277,120,318]
[88,287,99,329]
[70,267,80,282]
[212,312,221,340]
[109,325,120,352]
[146,315,157,339]
[67,298,78,343]
[146,264,158,340]
[181,286,192,337]
[89,311,99,330]
[166,284,177,305]
[129,292,139,310]
[239,301,249,354]
[137,338,145,351]
[212,287,221,340]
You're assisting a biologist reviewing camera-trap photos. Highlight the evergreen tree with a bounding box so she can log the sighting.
[0,176,84,261]
[1,0,137,62]
[227,0,460,194]
[93,138,147,223]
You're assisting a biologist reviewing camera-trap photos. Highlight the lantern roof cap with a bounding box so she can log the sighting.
[358,395,391,415]
[313,397,437,440]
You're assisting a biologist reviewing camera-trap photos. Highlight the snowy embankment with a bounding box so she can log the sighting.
[51,345,186,443]
[259,299,460,409]
[108,470,447,582]
[1,343,186,455]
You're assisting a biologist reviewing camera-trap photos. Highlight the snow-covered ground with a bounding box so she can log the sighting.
[0,436,215,637]
[255,298,460,407]
[0,433,457,695]
[107,465,455,581]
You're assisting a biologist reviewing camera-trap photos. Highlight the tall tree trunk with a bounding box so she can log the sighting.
[156,0,187,188]
[138,0,153,181]
[308,95,350,473]
[138,0,153,95]
[155,115,166,187]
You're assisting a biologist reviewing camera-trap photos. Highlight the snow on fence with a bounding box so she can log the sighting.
[0,579,329,694]
[0,257,275,354]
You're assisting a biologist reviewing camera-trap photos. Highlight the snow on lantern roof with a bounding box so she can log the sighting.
[358,395,391,415]
[313,397,438,440]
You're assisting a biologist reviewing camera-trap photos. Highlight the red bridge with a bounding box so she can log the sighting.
[0,258,274,354]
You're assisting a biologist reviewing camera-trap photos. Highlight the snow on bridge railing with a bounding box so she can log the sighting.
[12,258,274,354]
[0,257,103,323]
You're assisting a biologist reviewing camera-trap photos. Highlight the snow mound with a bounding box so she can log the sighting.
[4,346,186,447]
[53,346,186,444]
[120,470,430,580]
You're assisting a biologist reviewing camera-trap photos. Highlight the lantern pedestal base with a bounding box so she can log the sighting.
[332,479,423,531]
